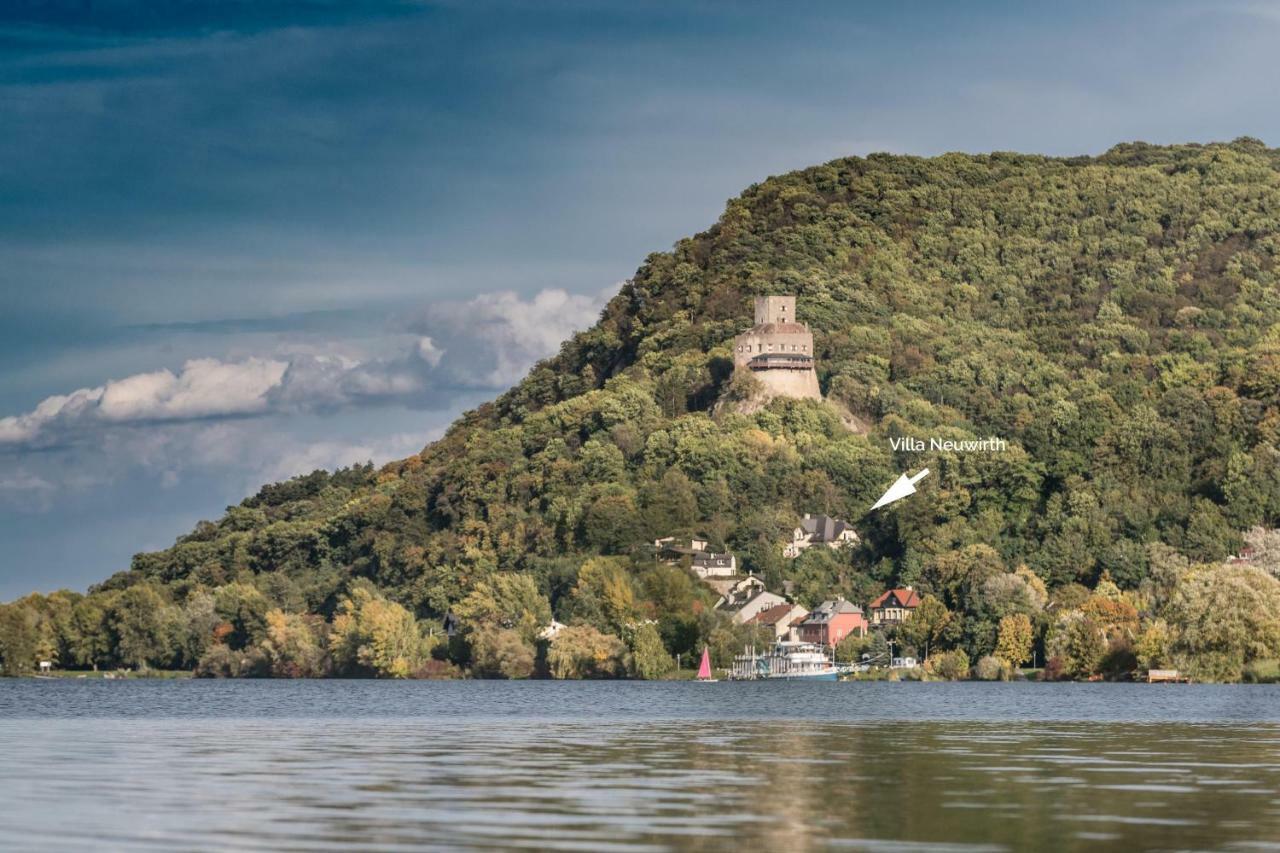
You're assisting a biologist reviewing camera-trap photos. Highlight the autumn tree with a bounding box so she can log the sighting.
[994,613,1033,668]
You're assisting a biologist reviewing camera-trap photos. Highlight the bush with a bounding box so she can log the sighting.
[973,655,1011,681]
[926,649,970,681]
[547,625,626,679]
[470,628,535,679]
[1042,655,1067,681]
[193,643,270,678]
[1243,659,1280,683]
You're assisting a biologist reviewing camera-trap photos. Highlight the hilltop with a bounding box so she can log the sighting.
[7,139,1280,681]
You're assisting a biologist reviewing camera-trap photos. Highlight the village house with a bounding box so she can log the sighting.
[784,513,860,558]
[869,587,921,626]
[795,598,868,647]
[653,535,737,579]
[706,575,789,623]
[746,602,809,640]
[707,574,765,606]
[729,590,789,625]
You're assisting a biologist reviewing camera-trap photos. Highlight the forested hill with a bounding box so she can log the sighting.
[9,139,1280,681]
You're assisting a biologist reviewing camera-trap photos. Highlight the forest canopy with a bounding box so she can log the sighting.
[7,139,1280,681]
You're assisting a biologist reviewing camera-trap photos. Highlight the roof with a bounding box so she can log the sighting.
[748,602,806,627]
[871,588,921,609]
[705,575,762,598]
[692,551,734,566]
[800,599,865,624]
[798,514,857,543]
[747,353,814,370]
[727,590,783,612]
[747,322,810,335]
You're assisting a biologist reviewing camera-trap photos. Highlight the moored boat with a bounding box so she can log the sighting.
[730,640,847,680]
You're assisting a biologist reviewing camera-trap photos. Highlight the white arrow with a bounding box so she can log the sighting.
[871,468,930,511]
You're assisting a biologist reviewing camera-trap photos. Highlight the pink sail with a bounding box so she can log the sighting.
[697,647,712,680]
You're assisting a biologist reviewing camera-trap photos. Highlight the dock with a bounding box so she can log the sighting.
[1147,669,1190,683]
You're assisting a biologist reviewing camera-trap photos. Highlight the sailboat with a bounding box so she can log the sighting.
[696,647,718,682]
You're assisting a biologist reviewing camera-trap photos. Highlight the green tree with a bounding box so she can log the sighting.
[898,594,951,660]
[0,603,38,675]
[626,621,673,679]
[1165,563,1280,682]
[469,628,536,679]
[454,574,552,645]
[330,586,431,678]
[108,584,174,670]
[547,625,626,679]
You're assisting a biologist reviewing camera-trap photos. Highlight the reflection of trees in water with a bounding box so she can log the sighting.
[560,721,1280,851]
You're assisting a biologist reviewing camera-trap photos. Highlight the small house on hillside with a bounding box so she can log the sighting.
[747,602,809,640]
[709,576,788,624]
[654,535,709,553]
[869,587,921,626]
[653,535,737,578]
[708,575,765,607]
[691,551,737,579]
[729,590,788,624]
[795,598,868,647]
[784,514,860,558]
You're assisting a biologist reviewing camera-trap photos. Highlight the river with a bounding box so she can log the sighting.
[2,680,1279,851]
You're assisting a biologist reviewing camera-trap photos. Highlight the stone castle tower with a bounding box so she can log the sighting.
[732,296,822,401]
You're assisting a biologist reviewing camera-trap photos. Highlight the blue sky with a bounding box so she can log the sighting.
[3,0,1280,598]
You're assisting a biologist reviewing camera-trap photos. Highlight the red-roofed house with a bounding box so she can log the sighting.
[869,587,921,627]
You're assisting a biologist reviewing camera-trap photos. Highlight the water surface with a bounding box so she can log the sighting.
[2,681,1279,851]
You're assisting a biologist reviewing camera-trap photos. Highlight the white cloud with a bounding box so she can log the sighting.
[0,286,617,522]
[0,288,614,453]
[416,286,612,387]
[0,357,287,448]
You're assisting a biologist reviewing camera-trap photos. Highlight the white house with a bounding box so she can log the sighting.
[654,536,736,578]
[784,514,860,558]
[729,590,788,624]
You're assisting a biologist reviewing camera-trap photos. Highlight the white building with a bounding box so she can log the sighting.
[654,535,736,578]
[784,513,861,558]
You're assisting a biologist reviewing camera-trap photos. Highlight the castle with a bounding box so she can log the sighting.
[732,295,822,401]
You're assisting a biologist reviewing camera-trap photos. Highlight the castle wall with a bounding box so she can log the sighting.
[754,366,822,401]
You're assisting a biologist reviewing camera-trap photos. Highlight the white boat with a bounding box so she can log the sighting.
[729,641,847,681]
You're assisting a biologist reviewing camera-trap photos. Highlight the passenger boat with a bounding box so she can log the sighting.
[729,641,847,681]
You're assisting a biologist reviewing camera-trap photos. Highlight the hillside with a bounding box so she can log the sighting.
[8,139,1280,681]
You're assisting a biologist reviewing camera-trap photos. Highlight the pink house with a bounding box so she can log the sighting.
[795,598,868,647]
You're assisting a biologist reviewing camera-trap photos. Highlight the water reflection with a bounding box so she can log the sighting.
[1,684,1279,851]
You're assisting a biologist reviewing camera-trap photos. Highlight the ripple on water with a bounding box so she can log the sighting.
[2,682,1280,850]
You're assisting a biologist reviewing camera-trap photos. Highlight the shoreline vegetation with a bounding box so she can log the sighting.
[9,141,1280,683]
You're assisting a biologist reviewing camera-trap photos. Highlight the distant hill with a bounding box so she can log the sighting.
[10,139,1280,680]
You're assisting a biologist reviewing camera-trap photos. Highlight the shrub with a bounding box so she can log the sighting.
[547,625,626,679]
[1243,659,1280,684]
[926,649,970,681]
[470,628,536,679]
[973,655,1011,681]
[1042,655,1066,681]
